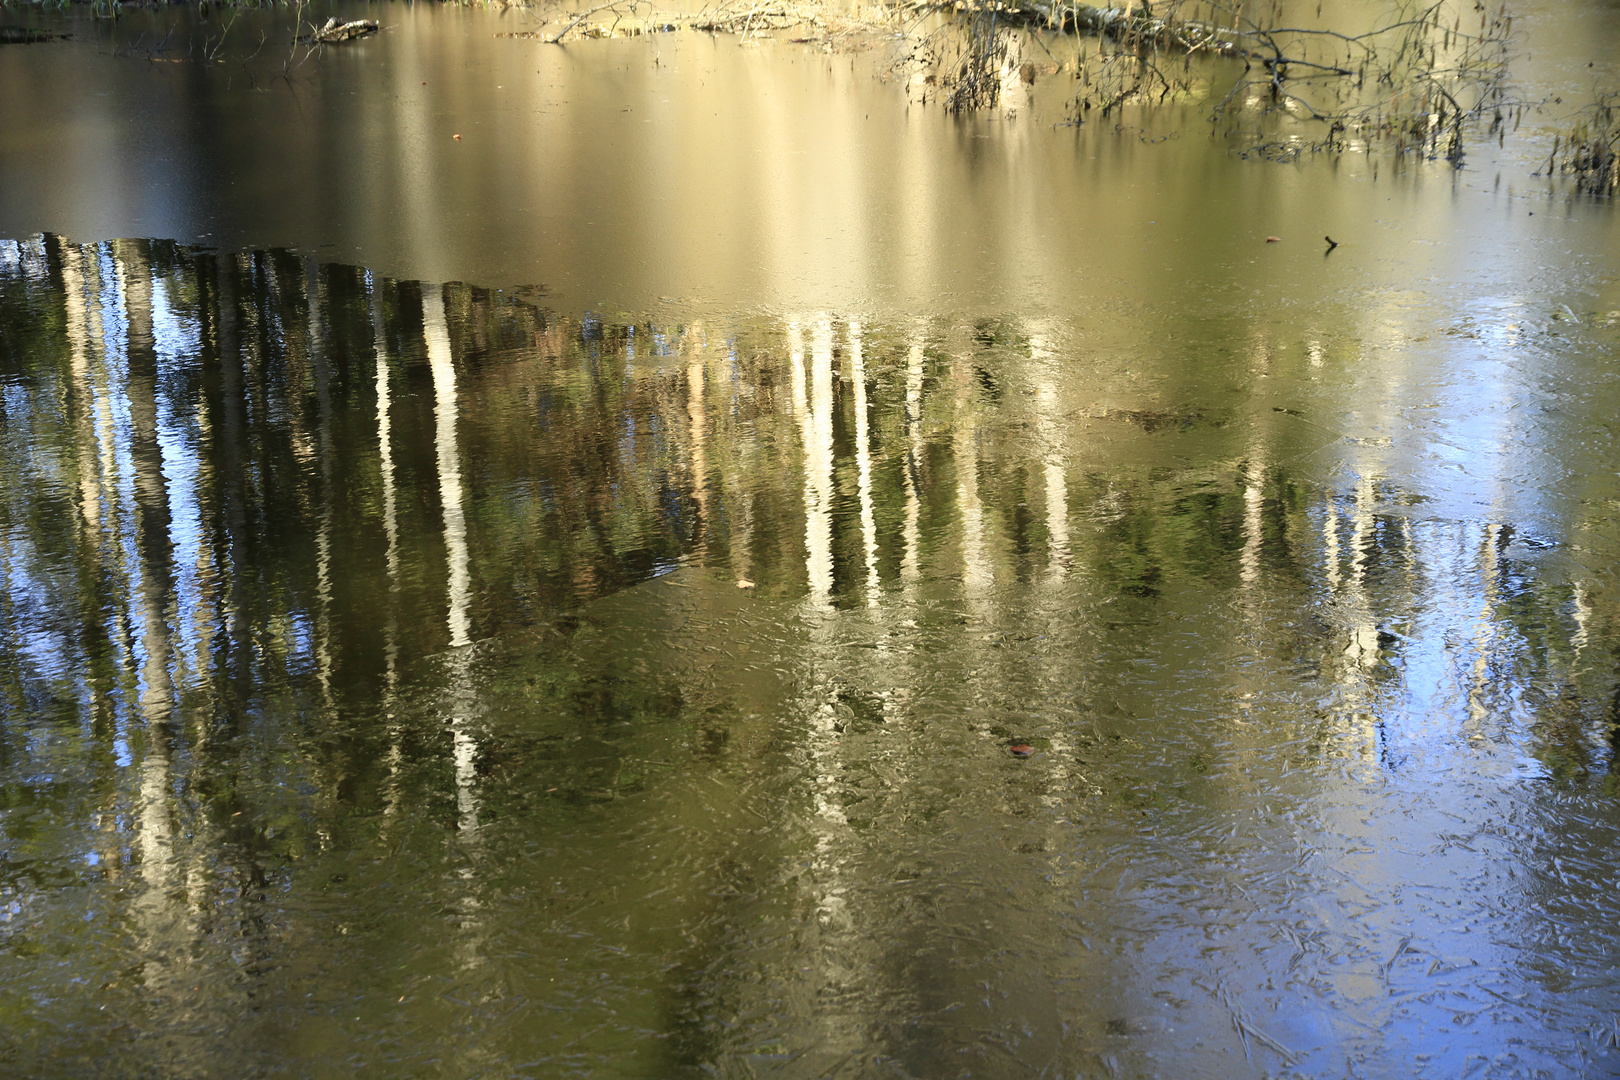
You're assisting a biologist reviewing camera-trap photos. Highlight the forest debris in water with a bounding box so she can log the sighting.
[690,0,825,35]
[902,0,1242,52]
[1,26,61,44]
[1544,95,1619,196]
[303,18,379,44]
[542,1,683,42]
[901,0,1516,165]
[531,0,883,45]
[523,0,1605,186]
[1196,1,1512,164]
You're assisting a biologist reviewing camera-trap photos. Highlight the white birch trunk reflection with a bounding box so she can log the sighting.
[687,325,709,552]
[1465,522,1501,748]
[1324,497,1341,598]
[113,241,175,725]
[1029,327,1069,583]
[307,264,336,707]
[1571,579,1592,660]
[849,321,880,604]
[214,254,249,667]
[81,246,142,759]
[1327,472,1382,758]
[806,319,836,609]
[59,245,102,538]
[110,239,195,1006]
[372,277,404,819]
[788,317,809,594]
[1240,452,1266,590]
[1345,472,1380,670]
[802,317,857,1061]
[373,276,401,681]
[902,329,926,588]
[953,352,989,601]
[423,286,479,841]
[425,287,473,651]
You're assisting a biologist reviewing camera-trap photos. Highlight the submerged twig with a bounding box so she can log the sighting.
[547,1,647,42]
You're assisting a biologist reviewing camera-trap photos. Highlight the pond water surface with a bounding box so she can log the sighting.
[4,3,1620,1078]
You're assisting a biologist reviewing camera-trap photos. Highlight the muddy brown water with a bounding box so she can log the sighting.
[3,3,1620,1077]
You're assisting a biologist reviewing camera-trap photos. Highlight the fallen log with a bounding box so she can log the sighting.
[304,18,380,45]
[1,26,63,44]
